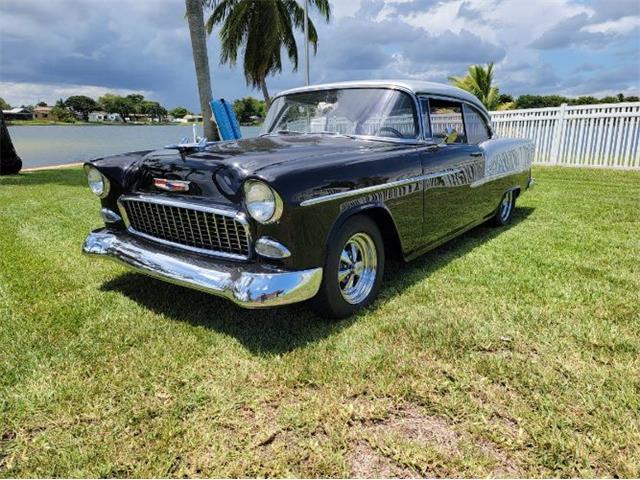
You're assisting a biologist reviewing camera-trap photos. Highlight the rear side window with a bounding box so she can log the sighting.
[463,104,490,144]
[429,99,466,143]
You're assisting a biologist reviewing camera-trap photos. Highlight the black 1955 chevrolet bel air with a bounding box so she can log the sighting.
[83,80,534,318]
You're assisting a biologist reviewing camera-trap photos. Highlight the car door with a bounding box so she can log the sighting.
[419,97,486,246]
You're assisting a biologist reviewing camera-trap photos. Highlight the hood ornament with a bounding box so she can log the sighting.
[165,124,209,159]
[153,178,190,192]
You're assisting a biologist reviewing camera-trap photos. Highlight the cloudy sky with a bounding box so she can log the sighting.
[1,0,638,110]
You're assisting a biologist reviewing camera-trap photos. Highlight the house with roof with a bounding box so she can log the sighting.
[33,106,53,120]
[2,107,33,120]
[88,111,108,122]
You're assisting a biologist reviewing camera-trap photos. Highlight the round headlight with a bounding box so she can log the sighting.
[244,180,282,224]
[84,165,110,198]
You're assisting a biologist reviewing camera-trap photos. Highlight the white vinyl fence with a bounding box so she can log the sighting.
[490,102,640,168]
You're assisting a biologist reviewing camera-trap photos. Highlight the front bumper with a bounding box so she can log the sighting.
[83,229,323,308]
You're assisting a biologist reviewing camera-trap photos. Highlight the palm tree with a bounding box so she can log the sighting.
[185,0,219,140]
[449,62,500,111]
[205,0,330,108]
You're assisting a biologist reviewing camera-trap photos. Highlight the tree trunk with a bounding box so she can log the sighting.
[185,0,219,141]
[260,78,271,110]
[0,111,23,175]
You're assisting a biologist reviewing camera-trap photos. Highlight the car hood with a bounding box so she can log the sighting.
[133,134,411,204]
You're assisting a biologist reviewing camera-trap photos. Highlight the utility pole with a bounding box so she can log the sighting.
[304,0,309,85]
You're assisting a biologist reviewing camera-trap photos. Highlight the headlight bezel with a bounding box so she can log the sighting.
[84,164,110,199]
[243,179,283,224]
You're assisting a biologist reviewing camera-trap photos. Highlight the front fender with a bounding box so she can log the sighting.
[85,150,152,216]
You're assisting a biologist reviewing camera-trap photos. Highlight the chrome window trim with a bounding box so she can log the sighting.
[117,194,252,261]
[299,168,463,207]
[264,85,426,143]
[418,93,494,141]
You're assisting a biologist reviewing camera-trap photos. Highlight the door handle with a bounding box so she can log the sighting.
[470,152,483,157]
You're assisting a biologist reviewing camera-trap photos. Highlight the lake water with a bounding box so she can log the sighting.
[8,124,262,169]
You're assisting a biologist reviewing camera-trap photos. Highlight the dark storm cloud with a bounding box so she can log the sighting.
[530,13,609,49]
[0,0,638,107]
[0,0,230,108]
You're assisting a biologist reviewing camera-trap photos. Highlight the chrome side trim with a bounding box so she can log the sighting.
[116,194,252,261]
[470,168,530,188]
[83,229,322,308]
[299,169,463,207]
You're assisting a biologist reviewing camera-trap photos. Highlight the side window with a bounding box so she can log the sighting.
[429,99,466,143]
[419,98,432,138]
[463,104,490,144]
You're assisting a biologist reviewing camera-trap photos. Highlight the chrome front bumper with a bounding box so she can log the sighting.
[83,229,323,308]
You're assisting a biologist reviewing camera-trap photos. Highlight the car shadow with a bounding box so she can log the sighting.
[101,207,534,356]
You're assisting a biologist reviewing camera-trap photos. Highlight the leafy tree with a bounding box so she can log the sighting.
[51,99,75,122]
[126,94,146,115]
[498,93,513,104]
[64,95,98,121]
[624,96,639,102]
[141,100,167,120]
[206,0,331,107]
[186,0,218,140]
[0,97,11,110]
[514,95,569,109]
[169,106,191,118]
[572,96,598,105]
[449,62,500,110]
[598,96,619,104]
[21,105,34,113]
[98,94,133,122]
[617,93,625,102]
[36,101,48,107]
[233,96,266,124]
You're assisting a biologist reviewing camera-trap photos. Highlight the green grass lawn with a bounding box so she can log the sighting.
[1,166,639,477]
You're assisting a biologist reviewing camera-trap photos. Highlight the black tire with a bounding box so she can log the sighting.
[491,189,516,226]
[311,215,385,319]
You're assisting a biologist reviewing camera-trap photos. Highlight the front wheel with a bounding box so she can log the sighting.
[491,189,516,226]
[311,215,384,319]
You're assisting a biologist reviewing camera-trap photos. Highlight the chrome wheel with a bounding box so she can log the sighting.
[338,232,378,305]
[499,190,514,222]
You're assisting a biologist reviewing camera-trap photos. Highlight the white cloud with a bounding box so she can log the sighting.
[331,0,363,19]
[584,15,640,34]
[0,82,151,107]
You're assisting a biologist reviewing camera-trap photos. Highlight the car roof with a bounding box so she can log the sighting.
[276,79,488,115]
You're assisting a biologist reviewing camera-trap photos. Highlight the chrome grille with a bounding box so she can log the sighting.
[120,197,250,259]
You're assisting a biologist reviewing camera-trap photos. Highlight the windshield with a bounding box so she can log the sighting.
[262,88,419,140]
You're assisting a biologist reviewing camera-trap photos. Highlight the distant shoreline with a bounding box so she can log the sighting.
[7,120,263,127]
[7,120,188,127]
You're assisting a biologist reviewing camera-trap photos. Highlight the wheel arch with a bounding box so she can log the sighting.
[324,202,404,263]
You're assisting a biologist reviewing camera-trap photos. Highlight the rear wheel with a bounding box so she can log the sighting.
[311,215,384,319]
[491,190,516,226]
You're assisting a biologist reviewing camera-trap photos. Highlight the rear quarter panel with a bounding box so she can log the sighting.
[473,138,535,215]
